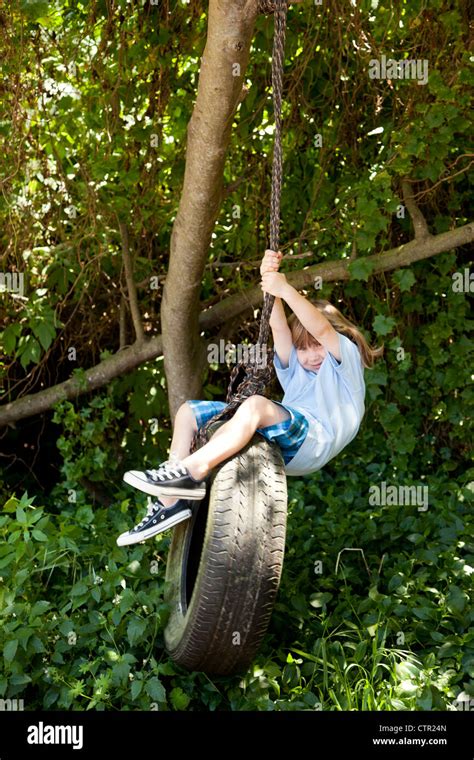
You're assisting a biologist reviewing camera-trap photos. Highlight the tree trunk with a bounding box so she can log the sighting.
[160,0,260,420]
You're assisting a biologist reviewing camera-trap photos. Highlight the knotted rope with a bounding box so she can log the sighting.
[190,0,288,453]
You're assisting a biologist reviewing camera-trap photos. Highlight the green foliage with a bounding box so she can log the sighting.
[0,0,472,713]
[48,367,172,506]
[0,491,175,710]
[1,458,471,710]
[1,256,472,710]
[51,392,126,496]
[1,0,472,392]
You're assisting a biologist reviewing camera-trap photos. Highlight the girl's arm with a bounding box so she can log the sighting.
[262,272,342,362]
[260,250,293,367]
[270,297,293,368]
[282,283,342,362]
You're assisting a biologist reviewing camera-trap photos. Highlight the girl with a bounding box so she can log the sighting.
[117,249,383,546]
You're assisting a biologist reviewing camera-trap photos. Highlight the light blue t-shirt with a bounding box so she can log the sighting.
[273,332,366,476]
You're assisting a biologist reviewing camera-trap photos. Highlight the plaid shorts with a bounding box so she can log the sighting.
[186,399,308,465]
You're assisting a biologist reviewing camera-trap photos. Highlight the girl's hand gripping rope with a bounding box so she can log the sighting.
[260,248,283,275]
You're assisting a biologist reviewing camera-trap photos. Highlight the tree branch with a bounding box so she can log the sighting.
[119,295,127,349]
[401,180,431,240]
[202,221,474,330]
[0,339,161,429]
[1,221,472,428]
[118,220,144,344]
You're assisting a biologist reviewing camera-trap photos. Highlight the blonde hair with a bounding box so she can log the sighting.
[287,299,384,369]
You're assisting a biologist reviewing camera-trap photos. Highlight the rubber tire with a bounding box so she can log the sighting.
[163,420,288,675]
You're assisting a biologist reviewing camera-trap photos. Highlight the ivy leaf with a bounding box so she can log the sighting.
[44,689,59,709]
[3,497,19,513]
[1,323,22,355]
[131,679,143,700]
[30,601,50,618]
[170,686,191,711]
[71,580,88,596]
[426,109,444,128]
[348,257,376,282]
[111,661,130,687]
[309,592,333,608]
[4,639,18,663]
[32,320,56,351]
[17,336,41,369]
[127,618,147,647]
[32,529,48,542]
[393,269,416,292]
[446,586,467,615]
[145,677,166,703]
[372,315,396,336]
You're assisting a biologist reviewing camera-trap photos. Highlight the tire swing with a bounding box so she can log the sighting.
[164,0,289,676]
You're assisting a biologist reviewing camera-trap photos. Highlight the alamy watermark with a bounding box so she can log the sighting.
[452,694,474,711]
[207,340,268,366]
[0,698,24,711]
[452,268,473,293]
[27,722,83,750]
[0,271,25,296]
[369,481,429,512]
[369,54,429,86]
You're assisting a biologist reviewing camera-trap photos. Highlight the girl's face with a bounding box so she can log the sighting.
[296,340,327,372]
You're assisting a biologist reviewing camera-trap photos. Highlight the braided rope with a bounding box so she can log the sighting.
[190,0,288,454]
[257,0,280,13]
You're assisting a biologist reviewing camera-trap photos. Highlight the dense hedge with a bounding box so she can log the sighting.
[1,253,472,710]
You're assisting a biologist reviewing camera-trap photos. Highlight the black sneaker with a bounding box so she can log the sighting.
[116,498,193,547]
[123,459,208,499]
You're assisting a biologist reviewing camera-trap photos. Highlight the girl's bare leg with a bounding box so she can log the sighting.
[187,397,290,477]
[159,397,289,507]
[159,403,198,507]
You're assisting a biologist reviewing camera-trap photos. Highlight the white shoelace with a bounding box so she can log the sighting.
[133,499,161,532]
[146,459,186,482]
